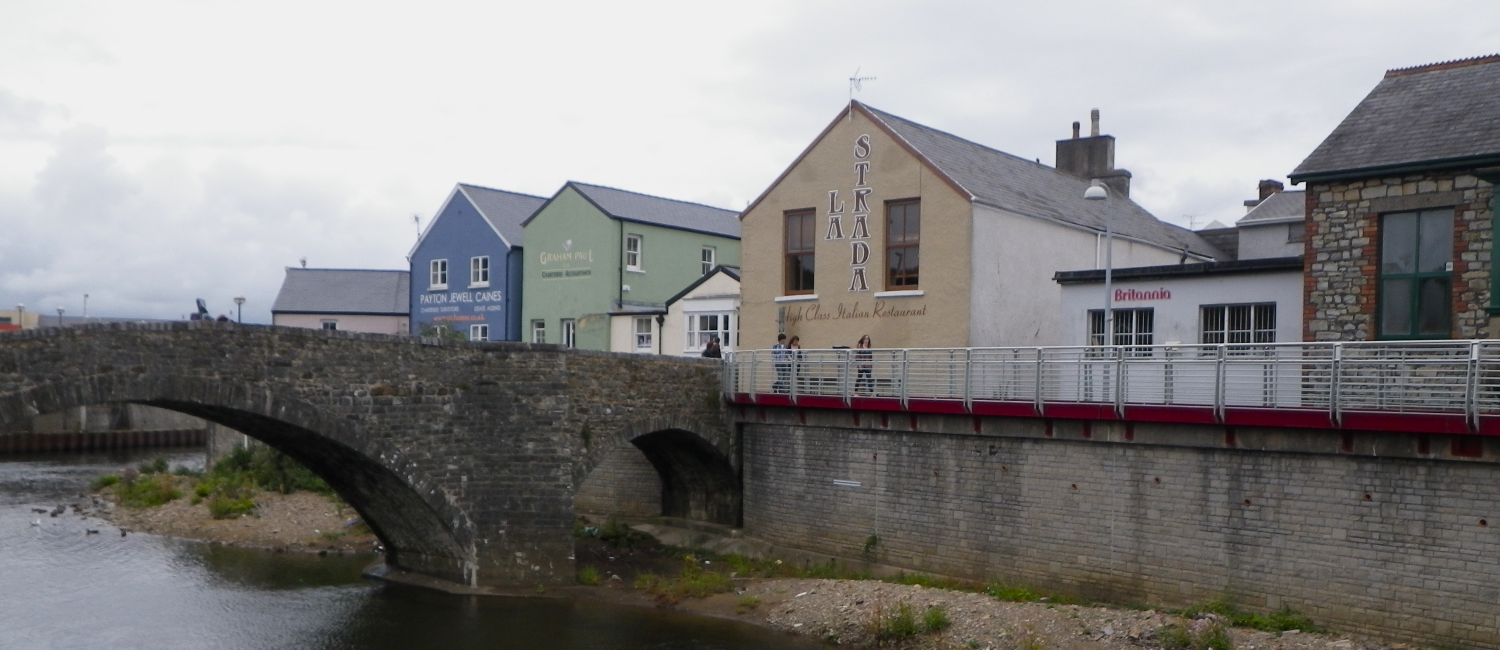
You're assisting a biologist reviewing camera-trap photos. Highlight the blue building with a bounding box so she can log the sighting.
[408,183,546,340]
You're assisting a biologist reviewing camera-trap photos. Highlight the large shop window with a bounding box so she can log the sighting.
[635,317,653,351]
[470,256,489,287]
[469,324,489,341]
[784,210,816,294]
[687,313,732,352]
[531,320,546,344]
[1201,303,1276,345]
[561,318,577,348]
[1380,208,1453,339]
[886,200,920,288]
[625,235,643,272]
[429,259,448,289]
[1088,308,1154,353]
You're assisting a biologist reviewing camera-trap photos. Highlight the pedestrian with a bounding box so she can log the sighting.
[854,334,874,395]
[787,335,803,393]
[771,334,791,393]
[702,336,723,359]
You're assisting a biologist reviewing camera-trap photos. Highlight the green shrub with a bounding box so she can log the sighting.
[91,475,120,490]
[137,457,169,475]
[172,465,203,478]
[119,473,182,508]
[1160,621,1234,650]
[208,495,256,519]
[577,565,600,586]
[923,605,951,632]
[1183,598,1322,633]
[873,602,921,643]
[598,519,652,549]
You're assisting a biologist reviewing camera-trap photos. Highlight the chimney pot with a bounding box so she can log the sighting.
[1072,121,1080,139]
[1090,109,1100,137]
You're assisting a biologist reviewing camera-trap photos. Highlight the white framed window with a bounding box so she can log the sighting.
[429,259,448,289]
[470,324,489,341]
[625,234,642,272]
[1201,303,1276,345]
[1088,308,1153,355]
[321,320,338,331]
[561,319,577,348]
[686,313,732,352]
[701,246,716,275]
[635,317,653,352]
[531,320,546,344]
[470,256,490,287]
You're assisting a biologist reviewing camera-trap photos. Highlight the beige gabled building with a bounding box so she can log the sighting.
[737,101,1223,350]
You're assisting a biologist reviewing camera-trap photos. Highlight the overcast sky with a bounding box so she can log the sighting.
[3,1,1498,323]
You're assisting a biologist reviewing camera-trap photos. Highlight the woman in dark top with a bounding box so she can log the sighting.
[854,334,873,395]
[702,336,723,359]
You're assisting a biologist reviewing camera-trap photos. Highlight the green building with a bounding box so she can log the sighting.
[521,182,741,352]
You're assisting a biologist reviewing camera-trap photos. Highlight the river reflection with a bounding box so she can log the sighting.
[0,449,825,650]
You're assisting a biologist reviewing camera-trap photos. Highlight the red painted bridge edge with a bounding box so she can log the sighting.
[728,393,1498,437]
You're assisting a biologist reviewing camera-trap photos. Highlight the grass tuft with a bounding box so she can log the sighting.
[577,565,601,586]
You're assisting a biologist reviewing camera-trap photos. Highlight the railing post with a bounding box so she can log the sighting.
[1113,346,1126,418]
[900,349,910,410]
[843,348,853,408]
[1330,343,1343,428]
[1213,345,1227,423]
[1467,341,1481,433]
[963,348,974,413]
[748,351,758,404]
[1033,349,1045,416]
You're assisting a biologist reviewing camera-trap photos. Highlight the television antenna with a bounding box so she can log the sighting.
[849,67,876,102]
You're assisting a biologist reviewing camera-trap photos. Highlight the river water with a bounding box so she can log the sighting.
[0,449,825,650]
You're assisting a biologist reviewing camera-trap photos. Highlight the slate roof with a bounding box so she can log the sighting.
[271,268,410,315]
[1237,190,1306,225]
[555,182,741,239]
[855,103,1223,259]
[457,183,548,247]
[1291,55,1500,182]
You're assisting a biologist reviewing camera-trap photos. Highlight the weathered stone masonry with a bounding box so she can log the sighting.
[0,322,731,588]
[1303,171,1496,341]
[742,408,1500,649]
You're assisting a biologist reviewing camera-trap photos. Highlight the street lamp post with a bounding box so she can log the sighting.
[1084,181,1113,347]
[233,296,246,323]
[56,307,65,328]
[14,304,22,330]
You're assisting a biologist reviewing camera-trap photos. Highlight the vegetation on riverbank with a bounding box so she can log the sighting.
[93,446,335,519]
[574,517,1328,649]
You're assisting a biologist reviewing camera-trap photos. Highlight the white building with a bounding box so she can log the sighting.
[1054,183,1305,347]
[271,268,410,335]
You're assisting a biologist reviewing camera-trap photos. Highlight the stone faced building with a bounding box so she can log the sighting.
[1292,55,1500,341]
[738,101,1222,350]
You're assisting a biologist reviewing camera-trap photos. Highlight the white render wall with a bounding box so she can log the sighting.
[272,313,408,335]
[1056,270,1303,346]
[1238,222,1304,260]
[609,314,659,354]
[664,272,741,356]
[969,203,1192,347]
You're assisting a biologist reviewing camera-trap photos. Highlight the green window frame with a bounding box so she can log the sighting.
[1378,208,1453,339]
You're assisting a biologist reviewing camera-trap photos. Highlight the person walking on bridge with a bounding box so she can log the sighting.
[772,334,791,393]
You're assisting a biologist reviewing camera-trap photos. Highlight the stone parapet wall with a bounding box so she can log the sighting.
[1304,170,1495,341]
[743,408,1500,648]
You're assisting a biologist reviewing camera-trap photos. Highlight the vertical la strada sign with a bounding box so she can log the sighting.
[825,134,874,292]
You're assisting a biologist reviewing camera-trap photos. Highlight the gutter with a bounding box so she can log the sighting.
[1291,153,1500,185]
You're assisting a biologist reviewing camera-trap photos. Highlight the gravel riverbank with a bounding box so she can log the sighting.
[101,488,377,554]
[663,578,1414,650]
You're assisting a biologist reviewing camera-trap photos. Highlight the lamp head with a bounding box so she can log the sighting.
[234,296,246,306]
[1084,182,1108,201]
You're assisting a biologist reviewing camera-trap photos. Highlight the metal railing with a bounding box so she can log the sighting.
[724,341,1500,431]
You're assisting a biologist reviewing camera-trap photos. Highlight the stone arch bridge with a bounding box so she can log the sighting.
[0,323,731,587]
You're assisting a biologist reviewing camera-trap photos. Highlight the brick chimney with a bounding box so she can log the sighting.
[1243,179,1285,210]
[1055,108,1132,198]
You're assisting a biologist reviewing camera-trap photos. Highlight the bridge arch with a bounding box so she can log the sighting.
[577,414,739,526]
[0,374,477,584]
